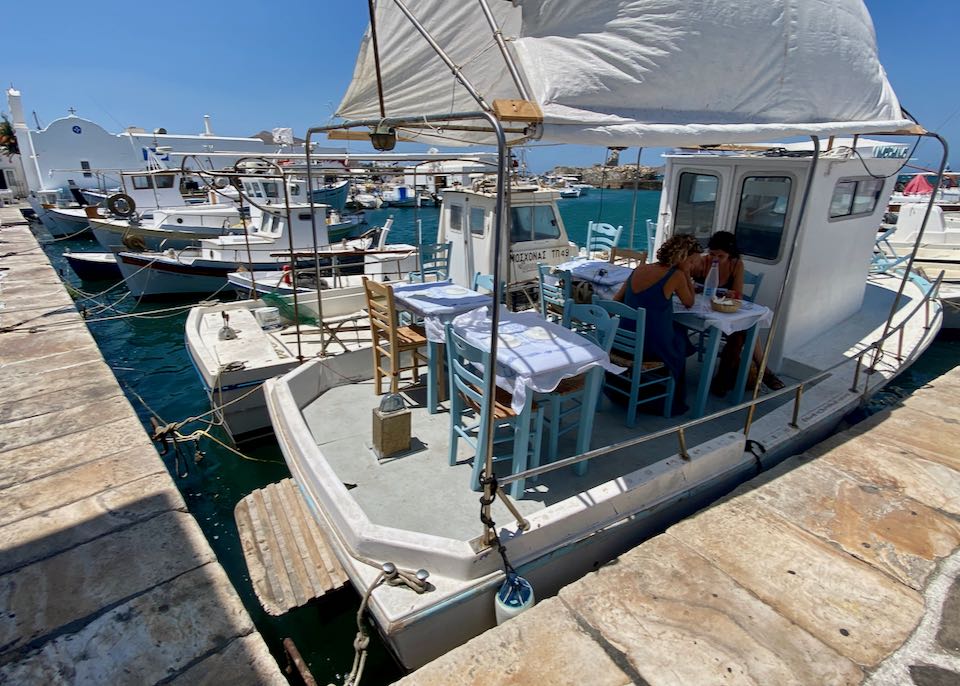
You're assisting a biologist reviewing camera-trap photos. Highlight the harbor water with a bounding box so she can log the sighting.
[34,189,958,685]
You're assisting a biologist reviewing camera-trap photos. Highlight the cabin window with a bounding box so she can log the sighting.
[448,204,463,233]
[469,207,485,236]
[154,175,175,189]
[80,160,92,178]
[510,205,560,243]
[734,176,792,261]
[674,172,719,240]
[131,176,153,190]
[829,177,884,219]
[263,182,280,199]
[289,184,301,197]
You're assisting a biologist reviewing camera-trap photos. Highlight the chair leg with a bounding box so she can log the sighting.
[510,400,534,499]
[547,397,561,464]
[372,349,383,395]
[574,368,603,476]
[663,378,675,419]
[627,372,641,429]
[529,408,544,483]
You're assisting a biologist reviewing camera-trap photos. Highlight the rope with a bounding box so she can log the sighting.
[345,563,429,686]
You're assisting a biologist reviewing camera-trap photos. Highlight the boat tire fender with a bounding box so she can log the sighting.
[107,193,136,218]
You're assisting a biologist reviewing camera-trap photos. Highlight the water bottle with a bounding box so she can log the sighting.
[704,258,720,299]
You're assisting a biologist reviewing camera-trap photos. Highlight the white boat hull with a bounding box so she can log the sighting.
[38,207,92,238]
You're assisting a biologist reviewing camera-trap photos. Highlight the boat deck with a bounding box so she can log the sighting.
[302,358,799,542]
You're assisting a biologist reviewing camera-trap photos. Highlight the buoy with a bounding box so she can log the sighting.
[494,573,535,624]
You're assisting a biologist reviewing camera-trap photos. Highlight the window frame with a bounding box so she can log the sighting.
[828,176,885,221]
[733,173,795,264]
[509,203,561,243]
[672,171,721,241]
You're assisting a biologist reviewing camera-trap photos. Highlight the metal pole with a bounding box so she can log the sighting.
[305,131,326,333]
[477,0,531,101]
[866,134,949,374]
[789,385,804,428]
[677,427,689,461]
[480,111,510,542]
[367,0,388,118]
[280,168,304,362]
[850,351,863,393]
[744,136,821,439]
[628,147,642,249]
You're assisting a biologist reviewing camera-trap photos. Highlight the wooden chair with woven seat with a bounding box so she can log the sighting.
[445,323,543,499]
[609,246,648,267]
[594,299,675,425]
[535,301,619,473]
[363,277,429,395]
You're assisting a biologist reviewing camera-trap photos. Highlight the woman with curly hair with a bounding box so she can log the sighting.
[612,233,701,414]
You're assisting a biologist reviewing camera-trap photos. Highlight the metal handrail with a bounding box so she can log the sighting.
[499,269,943,486]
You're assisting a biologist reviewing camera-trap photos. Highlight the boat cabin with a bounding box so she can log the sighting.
[438,183,576,288]
[120,169,190,210]
[654,141,909,371]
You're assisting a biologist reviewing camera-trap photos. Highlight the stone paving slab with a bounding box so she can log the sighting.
[0,359,116,405]
[0,395,133,454]
[669,495,924,667]
[0,564,277,685]
[0,417,154,489]
[0,510,214,656]
[731,455,960,590]
[401,365,960,685]
[0,473,183,576]
[559,534,862,685]
[0,446,167,526]
[0,221,284,681]
[397,597,632,686]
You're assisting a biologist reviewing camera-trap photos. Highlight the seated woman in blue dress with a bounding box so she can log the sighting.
[612,233,701,415]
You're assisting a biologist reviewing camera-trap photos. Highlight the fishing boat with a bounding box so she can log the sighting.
[256,0,945,671]
[115,202,361,297]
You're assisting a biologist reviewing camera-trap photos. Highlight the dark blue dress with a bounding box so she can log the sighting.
[621,266,691,414]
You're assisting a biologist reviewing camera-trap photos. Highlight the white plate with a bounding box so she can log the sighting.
[441,286,470,296]
[524,326,554,341]
[498,333,523,346]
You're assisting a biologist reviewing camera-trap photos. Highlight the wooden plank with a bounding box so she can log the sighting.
[234,479,348,615]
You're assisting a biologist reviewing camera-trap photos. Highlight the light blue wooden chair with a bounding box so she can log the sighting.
[743,269,763,302]
[472,272,506,303]
[408,241,452,282]
[586,221,623,258]
[538,263,572,322]
[645,219,658,254]
[594,299,674,425]
[536,302,618,473]
[445,323,543,499]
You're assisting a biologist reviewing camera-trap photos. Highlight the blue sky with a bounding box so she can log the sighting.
[4,1,957,173]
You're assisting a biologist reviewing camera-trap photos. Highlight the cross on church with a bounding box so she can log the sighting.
[67,107,76,115]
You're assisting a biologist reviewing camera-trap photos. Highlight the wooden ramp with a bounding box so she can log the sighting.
[235,478,348,616]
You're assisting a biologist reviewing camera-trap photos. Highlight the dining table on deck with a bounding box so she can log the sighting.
[672,295,773,417]
[452,307,626,464]
[553,257,636,300]
[391,280,493,414]
[553,260,774,418]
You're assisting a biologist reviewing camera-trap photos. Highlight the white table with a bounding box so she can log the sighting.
[673,295,773,417]
[452,307,625,459]
[392,280,492,413]
[554,258,635,300]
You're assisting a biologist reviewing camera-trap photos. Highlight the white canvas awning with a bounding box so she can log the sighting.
[336,0,914,148]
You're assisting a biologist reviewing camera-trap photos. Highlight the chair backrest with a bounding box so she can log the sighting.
[594,299,646,363]
[742,269,763,302]
[413,241,452,282]
[645,219,657,254]
[538,263,572,320]
[473,272,506,302]
[586,221,623,257]
[610,247,648,267]
[445,324,492,426]
[363,277,398,348]
[561,301,619,353]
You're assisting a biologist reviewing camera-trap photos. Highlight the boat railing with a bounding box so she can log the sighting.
[497,269,944,489]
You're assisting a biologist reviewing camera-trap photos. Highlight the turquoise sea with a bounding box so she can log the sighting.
[36,189,958,685]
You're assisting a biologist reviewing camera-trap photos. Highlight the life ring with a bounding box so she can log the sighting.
[281,265,293,285]
[107,193,136,218]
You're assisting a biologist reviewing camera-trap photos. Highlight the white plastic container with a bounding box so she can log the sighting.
[253,306,282,330]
